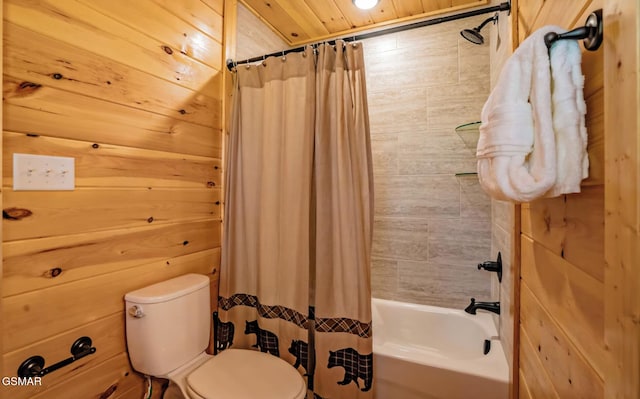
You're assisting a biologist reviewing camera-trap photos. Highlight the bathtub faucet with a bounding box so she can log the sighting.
[464,298,500,315]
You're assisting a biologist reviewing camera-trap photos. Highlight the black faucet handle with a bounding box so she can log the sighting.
[477,261,498,271]
[476,252,502,283]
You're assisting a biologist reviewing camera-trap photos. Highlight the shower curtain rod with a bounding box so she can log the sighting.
[226,1,511,71]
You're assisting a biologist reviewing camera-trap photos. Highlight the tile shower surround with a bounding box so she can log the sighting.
[363,15,493,309]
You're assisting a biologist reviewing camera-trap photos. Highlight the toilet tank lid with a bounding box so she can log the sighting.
[124,274,210,304]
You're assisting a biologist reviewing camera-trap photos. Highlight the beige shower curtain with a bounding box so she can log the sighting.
[311,42,374,399]
[219,42,373,399]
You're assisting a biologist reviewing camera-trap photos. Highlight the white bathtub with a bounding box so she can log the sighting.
[372,298,509,399]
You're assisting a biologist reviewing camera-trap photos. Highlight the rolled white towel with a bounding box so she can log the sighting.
[476,25,588,202]
[477,26,558,202]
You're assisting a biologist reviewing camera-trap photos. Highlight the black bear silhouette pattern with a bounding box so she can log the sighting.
[244,320,280,356]
[327,348,373,392]
[214,313,234,352]
[288,340,309,374]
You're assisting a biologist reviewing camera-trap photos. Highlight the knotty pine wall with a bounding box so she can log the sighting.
[516,0,606,397]
[1,1,224,398]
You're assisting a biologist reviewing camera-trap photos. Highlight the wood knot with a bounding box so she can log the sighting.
[215,201,220,205]
[207,181,216,187]
[92,143,100,149]
[16,81,42,95]
[3,208,33,220]
[47,267,63,278]
[147,216,154,223]
[178,109,186,115]
[183,240,189,246]
[99,383,118,399]
[162,45,173,55]
[52,73,63,80]
[214,166,219,170]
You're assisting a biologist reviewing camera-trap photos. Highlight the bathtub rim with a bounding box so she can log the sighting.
[371,297,510,384]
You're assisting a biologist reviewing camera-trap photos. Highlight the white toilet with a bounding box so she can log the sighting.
[124,273,306,399]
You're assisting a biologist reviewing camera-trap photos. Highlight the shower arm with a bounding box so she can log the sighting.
[474,14,498,32]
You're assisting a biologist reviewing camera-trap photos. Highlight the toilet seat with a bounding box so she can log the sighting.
[186,349,306,399]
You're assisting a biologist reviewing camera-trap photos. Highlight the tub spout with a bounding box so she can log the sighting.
[464,298,500,315]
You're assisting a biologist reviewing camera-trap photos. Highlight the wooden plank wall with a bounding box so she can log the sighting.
[0,0,4,381]
[1,1,224,398]
[603,1,640,397]
[517,0,606,398]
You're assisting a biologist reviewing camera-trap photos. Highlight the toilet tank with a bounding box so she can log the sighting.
[125,274,211,377]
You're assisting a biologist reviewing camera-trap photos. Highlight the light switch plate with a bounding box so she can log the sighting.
[13,153,75,191]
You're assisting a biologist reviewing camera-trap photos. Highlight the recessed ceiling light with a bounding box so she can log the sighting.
[353,0,379,10]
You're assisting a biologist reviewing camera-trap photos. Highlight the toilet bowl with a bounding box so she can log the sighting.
[124,274,306,399]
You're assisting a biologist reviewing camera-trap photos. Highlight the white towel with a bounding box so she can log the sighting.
[548,36,589,196]
[476,26,588,202]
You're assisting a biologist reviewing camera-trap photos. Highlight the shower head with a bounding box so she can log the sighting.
[460,13,499,45]
[460,28,485,45]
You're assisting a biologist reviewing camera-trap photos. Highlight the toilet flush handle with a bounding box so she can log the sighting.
[128,305,145,318]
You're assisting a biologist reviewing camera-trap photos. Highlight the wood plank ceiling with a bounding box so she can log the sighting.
[239,0,488,46]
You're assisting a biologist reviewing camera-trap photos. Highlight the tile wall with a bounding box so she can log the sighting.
[363,15,494,309]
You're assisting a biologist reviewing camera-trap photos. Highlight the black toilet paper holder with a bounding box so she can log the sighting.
[17,336,96,378]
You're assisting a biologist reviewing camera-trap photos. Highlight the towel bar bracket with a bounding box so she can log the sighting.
[544,9,603,51]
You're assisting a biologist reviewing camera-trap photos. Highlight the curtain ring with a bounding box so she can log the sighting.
[281,50,286,62]
[302,45,308,57]
[262,54,267,67]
